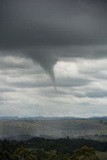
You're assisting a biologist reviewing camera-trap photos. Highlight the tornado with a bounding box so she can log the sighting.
[26,51,57,89]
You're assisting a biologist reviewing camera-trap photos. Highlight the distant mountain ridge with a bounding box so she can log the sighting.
[0,116,107,120]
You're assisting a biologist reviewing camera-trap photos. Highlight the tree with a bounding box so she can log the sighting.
[48,152,60,160]
[35,149,48,160]
[71,146,99,160]
[14,146,36,160]
[0,149,12,160]
[63,153,72,160]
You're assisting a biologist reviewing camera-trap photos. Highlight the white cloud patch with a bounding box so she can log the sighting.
[0,55,107,117]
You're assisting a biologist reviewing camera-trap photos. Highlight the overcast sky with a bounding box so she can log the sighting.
[0,0,107,117]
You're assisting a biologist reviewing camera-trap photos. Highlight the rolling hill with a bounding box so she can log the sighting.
[0,117,107,141]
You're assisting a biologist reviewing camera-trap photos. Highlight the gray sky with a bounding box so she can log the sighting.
[0,0,107,117]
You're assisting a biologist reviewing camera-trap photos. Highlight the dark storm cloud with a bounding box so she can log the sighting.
[0,96,16,103]
[8,77,90,89]
[86,90,107,98]
[0,58,29,70]
[1,0,107,49]
[56,77,90,88]
[74,89,107,98]
[0,0,107,84]
[0,88,16,93]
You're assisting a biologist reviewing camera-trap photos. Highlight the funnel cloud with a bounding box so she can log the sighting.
[26,51,57,88]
